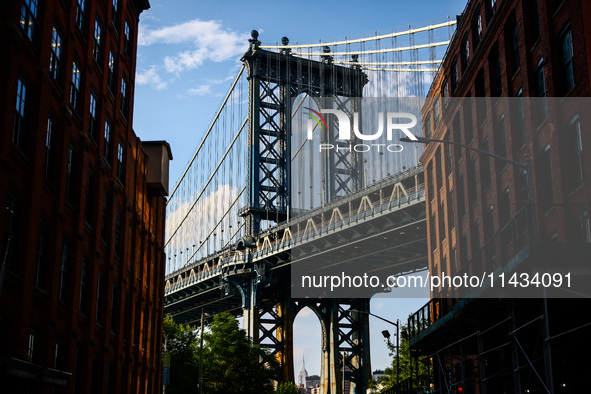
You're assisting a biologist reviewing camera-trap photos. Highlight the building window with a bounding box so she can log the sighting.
[74,348,83,394]
[489,44,502,97]
[50,26,62,81]
[59,243,69,303]
[559,28,574,94]
[500,188,511,226]
[3,194,20,273]
[494,114,507,160]
[565,116,584,192]
[512,90,526,150]
[124,295,131,341]
[442,79,449,109]
[529,0,541,45]
[101,191,108,241]
[487,0,497,19]
[66,145,76,206]
[45,117,56,182]
[428,163,435,201]
[13,77,28,151]
[79,258,88,315]
[70,61,81,113]
[430,213,437,251]
[117,142,125,182]
[461,34,469,70]
[112,0,118,26]
[472,12,482,48]
[449,189,456,231]
[96,272,104,325]
[89,92,99,140]
[539,145,554,211]
[453,112,462,163]
[481,139,491,190]
[445,132,453,176]
[475,71,486,126]
[27,333,37,362]
[53,342,63,369]
[486,205,495,239]
[35,220,49,290]
[451,58,458,93]
[471,220,481,258]
[93,19,102,63]
[121,76,128,116]
[433,98,440,130]
[20,0,38,40]
[108,51,116,94]
[458,173,465,218]
[460,233,468,266]
[435,149,443,190]
[507,15,520,75]
[85,171,95,225]
[115,210,122,258]
[76,0,86,30]
[533,60,547,121]
[124,21,131,57]
[439,202,446,243]
[578,211,591,243]
[468,155,478,206]
[424,113,431,139]
[462,97,473,144]
[111,284,118,332]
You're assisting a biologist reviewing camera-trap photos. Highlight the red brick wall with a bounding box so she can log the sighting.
[420,0,591,296]
[0,0,165,392]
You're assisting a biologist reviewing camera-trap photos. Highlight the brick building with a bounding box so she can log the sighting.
[0,0,171,393]
[407,0,591,393]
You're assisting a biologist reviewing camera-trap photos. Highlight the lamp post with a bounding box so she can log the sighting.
[347,309,400,393]
[198,309,205,394]
[400,136,537,244]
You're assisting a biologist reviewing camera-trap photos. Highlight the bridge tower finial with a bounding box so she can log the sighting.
[249,30,260,50]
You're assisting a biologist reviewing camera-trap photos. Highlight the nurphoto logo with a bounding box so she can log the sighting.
[304,107,419,153]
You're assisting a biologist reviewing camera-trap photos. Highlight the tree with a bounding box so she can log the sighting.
[162,313,199,394]
[381,324,431,391]
[275,381,301,394]
[202,312,279,394]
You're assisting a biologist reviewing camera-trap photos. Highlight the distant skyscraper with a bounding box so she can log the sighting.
[297,356,309,388]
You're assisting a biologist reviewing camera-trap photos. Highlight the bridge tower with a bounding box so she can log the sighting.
[232,31,371,393]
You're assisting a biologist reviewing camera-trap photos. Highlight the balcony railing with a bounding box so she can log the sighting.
[408,205,533,339]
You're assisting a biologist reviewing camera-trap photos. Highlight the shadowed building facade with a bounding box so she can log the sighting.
[0,0,171,393]
[409,0,591,393]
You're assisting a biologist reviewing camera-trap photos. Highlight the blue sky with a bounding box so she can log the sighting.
[133,0,467,377]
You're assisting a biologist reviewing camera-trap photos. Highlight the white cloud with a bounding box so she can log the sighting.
[135,66,168,89]
[188,75,235,96]
[165,184,243,272]
[139,19,249,75]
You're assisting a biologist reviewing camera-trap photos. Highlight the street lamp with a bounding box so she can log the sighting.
[399,136,537,244]
[347,309,400,392]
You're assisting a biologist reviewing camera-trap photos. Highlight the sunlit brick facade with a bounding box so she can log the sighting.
[408,0,591,393]
[0,0,171,393]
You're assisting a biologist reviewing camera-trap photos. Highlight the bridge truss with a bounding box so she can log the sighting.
[164,19,455,393]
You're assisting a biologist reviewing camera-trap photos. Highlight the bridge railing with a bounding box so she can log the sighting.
[407,206,532,339]
[165,167,426,293]
[256,185,425,253]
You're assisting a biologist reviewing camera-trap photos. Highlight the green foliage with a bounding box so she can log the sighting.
[162,314,199,394]
[163,312,279,394]
[275,381,301,394]
[381,324,431,391]
[202,313,279,394]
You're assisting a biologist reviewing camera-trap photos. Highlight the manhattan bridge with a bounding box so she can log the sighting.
[163,18,456,393]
